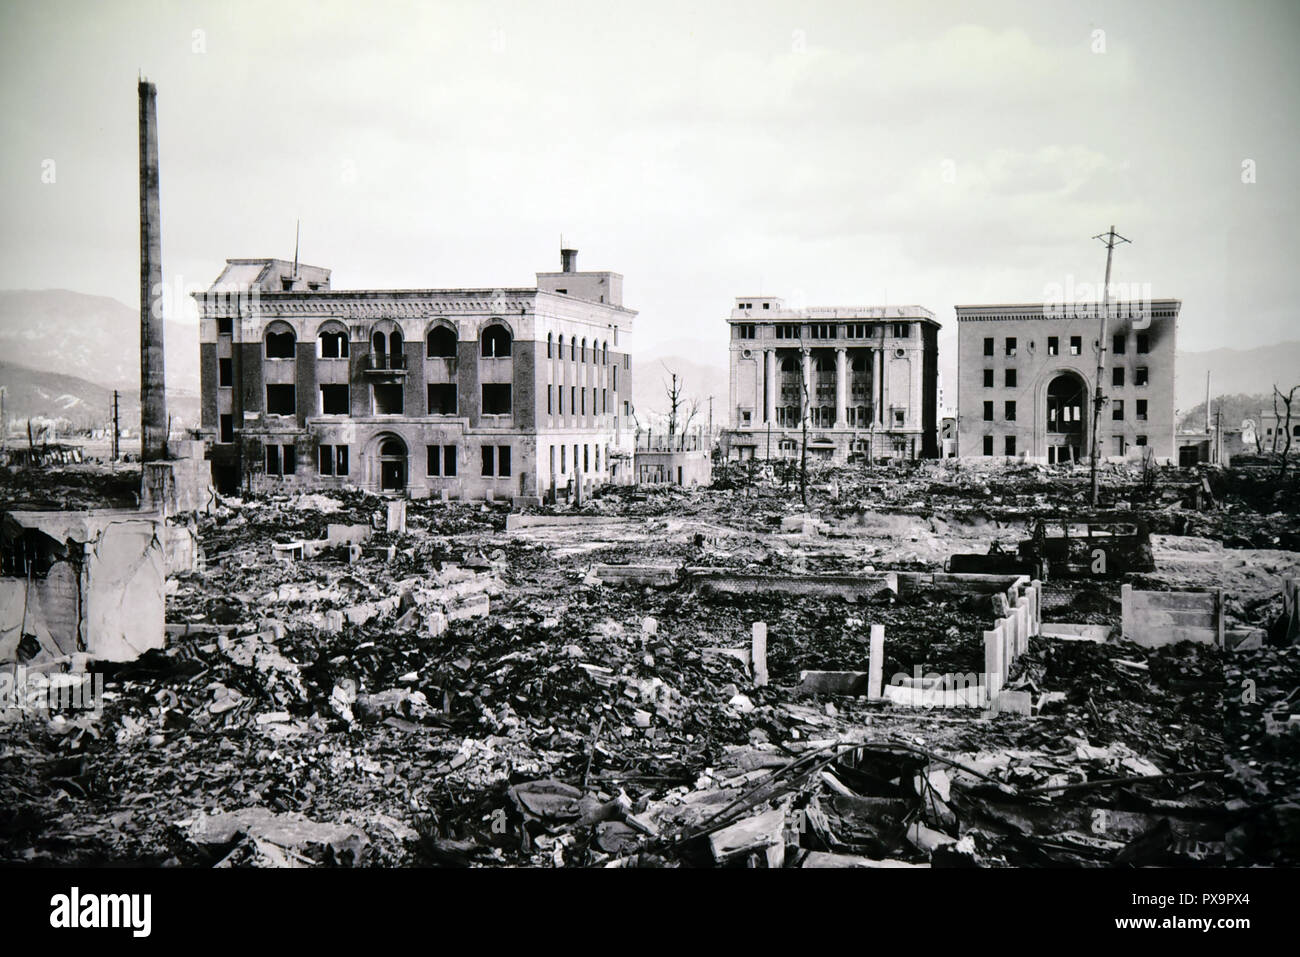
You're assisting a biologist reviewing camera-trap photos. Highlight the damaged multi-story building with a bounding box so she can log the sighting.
[954,300,1180,462]
[722,297,940,461]
[196,249,635,501]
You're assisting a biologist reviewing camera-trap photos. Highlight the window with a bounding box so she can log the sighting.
[983,401,994,421]
[218,357,232,387]
[580,389,586,414]
[1005,369,1017,388]
[428,445,450,476]
[547,333,553,358]
[265,443,295,476]
[776,324,801,339]
[427,383,456,415]
[1004,400,1017,421]
[810,323,837,339]
[443,445,456,476]
[319,444,335,475]
[602,341,608,364]
[427,326,457,358]
[547,384,553,414]
[571,337,577,361]
[1112,399,1124,421]
[581,338,587,362]
[583,445,590,472]
[983,337,994,356]
[336,445,348,475]
[217,316,233,336]
[266,384,295,416]
[1113,367,1125,387]
[318,329,349,359]
[1070,336,1081,355]
[481,445,512,477]
[1005,337,1016,357]
[983,369,994,388]
[1136,333,1150,354]
[558,386,564,414]
[734,324,756,339]
[1136,435,1148,446]
[1136,399,1148,421]
[1113,333,1126,356]
[219,413,233,443]
[893,323,910,338]
[1047,336,1059,356]
[1005,436,1016,456]
[373,384,403,415]
[482,384,512,415]
[983,435,994,456]
[1135,366,1148,386]
[560,445,567,473]
[265,328,296,359]
[570,386,576,413]
[612,367,617,391]
[481,324,512,358]
[320,384,349,415]
[894,410,905,427]
[602,388,607,413]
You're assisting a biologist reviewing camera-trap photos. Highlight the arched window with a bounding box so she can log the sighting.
[426,325,456,358]
[570,336,576,361]
[602,341,608,365]
[317,323,349,359]
[780,356,797,373]
[481,323,512,358]
[265,322,296,359]
[547,333,553,358]
[557,334,564,359]
[851,355,867,372]
[581,338,587,363]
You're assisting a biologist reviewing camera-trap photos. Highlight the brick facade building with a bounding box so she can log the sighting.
[196,250,635,500]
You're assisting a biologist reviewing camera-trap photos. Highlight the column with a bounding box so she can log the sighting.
[835,348,847,428]
[874,347,885,426]
[801,349,812,424]
[764,349,776,424]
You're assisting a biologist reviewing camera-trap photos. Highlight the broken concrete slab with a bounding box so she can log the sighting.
[1040,623,1111,642]
[188,807,368,866]
[1121,585,1225,648]
[800,851,929,868]
[708,806,787,863]
[589,564,678,587]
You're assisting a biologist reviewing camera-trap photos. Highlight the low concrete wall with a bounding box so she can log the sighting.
[689,569,898,599]
[505,513,633,531]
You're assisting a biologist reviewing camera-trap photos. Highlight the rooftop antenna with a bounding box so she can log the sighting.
[1089,224,1131,506]
[292,218,300,279]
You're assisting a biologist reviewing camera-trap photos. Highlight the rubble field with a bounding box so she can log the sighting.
[2,458,1298,867]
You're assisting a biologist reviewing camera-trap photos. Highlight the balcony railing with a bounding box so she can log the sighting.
[363,352,408,373]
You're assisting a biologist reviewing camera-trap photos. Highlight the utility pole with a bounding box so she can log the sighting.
[1090,225,1130,507]
[112,390,120,462]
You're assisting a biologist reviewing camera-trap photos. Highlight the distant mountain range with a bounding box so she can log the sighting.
[0,290,198,431]
[1,289,1296,430]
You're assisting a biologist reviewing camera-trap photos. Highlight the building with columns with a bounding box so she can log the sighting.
[196,248,635,501]
[722,297,940,462]
[954,299,1180,463]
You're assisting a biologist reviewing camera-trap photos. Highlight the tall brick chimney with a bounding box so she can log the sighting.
[138,78,167,461]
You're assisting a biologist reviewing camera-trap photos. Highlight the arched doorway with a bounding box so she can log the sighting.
[1045,373,1087,463]
[378,436,407,491]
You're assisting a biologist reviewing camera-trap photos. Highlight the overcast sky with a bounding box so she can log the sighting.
[2,0,1297,360]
